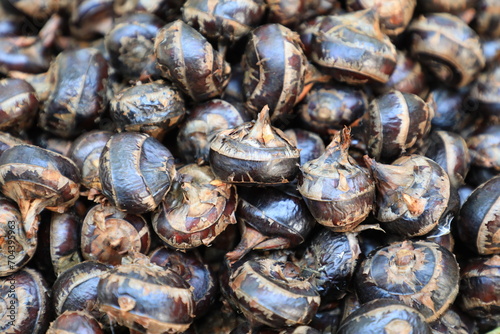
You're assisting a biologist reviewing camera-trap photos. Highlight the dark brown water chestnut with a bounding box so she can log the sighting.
[47,310,104,334]
[52,261,111,324]
[423,131,471,188]
[0,144,80,240]
[363,90,434,162]
[81,204,150,265]
[283,128,325,165]
[408,13,485,88]
[355,240,460,322]
[337,299,432,334]
[429,307,475,334]
[346,0,417,37]
[467,124,500,172]
[50,211,83,276]
[0,268,51,334]
[457,176,500,255]
[473,0,500,38]
[110,80,186,140]
[97,254,195,333]
[0,36,51,75]
[459,255,500,322]
[0,197,37,276]
[306,9,397,85]
[66,0,114,40]
[0,78,38,132]
[469,64,500,123]
[225,252,320,328]
[375,51,429,98]
[242,23,308,122]
[68,130,113,192]
[209,106,300,185]
[300,227,361,306]
[182,0,266,43]
[154,19,231,102]
[105,13,164,81]
[426,86,468,132]
[298,83,368,137]
[150,246,217,317]
[38,48,109,138]
[152,163,237,250]
[226,185,315,263]
[0,131,26,156]
[99,132,176,214]
[365,155,457,237]
[177,99,247,164]
[298,128,375,232]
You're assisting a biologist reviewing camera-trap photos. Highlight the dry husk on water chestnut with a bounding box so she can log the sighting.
[365,154,457,238]
[209,105,300,185]
[0,196,36,276]
[152,163,237,250]
[97,254,195,334]
[297,128,375,232]
[0,144,80,240]
[81,204,151,265]
[224,252,320,328]
[355,240,460,323]
[99,132,176,214]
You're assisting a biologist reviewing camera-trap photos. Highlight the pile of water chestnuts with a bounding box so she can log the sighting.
[0,0,500,333]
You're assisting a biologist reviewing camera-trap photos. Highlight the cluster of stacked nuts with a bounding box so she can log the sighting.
[1,0,500,333]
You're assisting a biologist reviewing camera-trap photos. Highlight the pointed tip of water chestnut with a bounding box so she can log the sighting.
[322,127,352,158]
[366,158,416,194]
[248,105,276,145]
[363,155,375,169]
[256,105,271,124]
